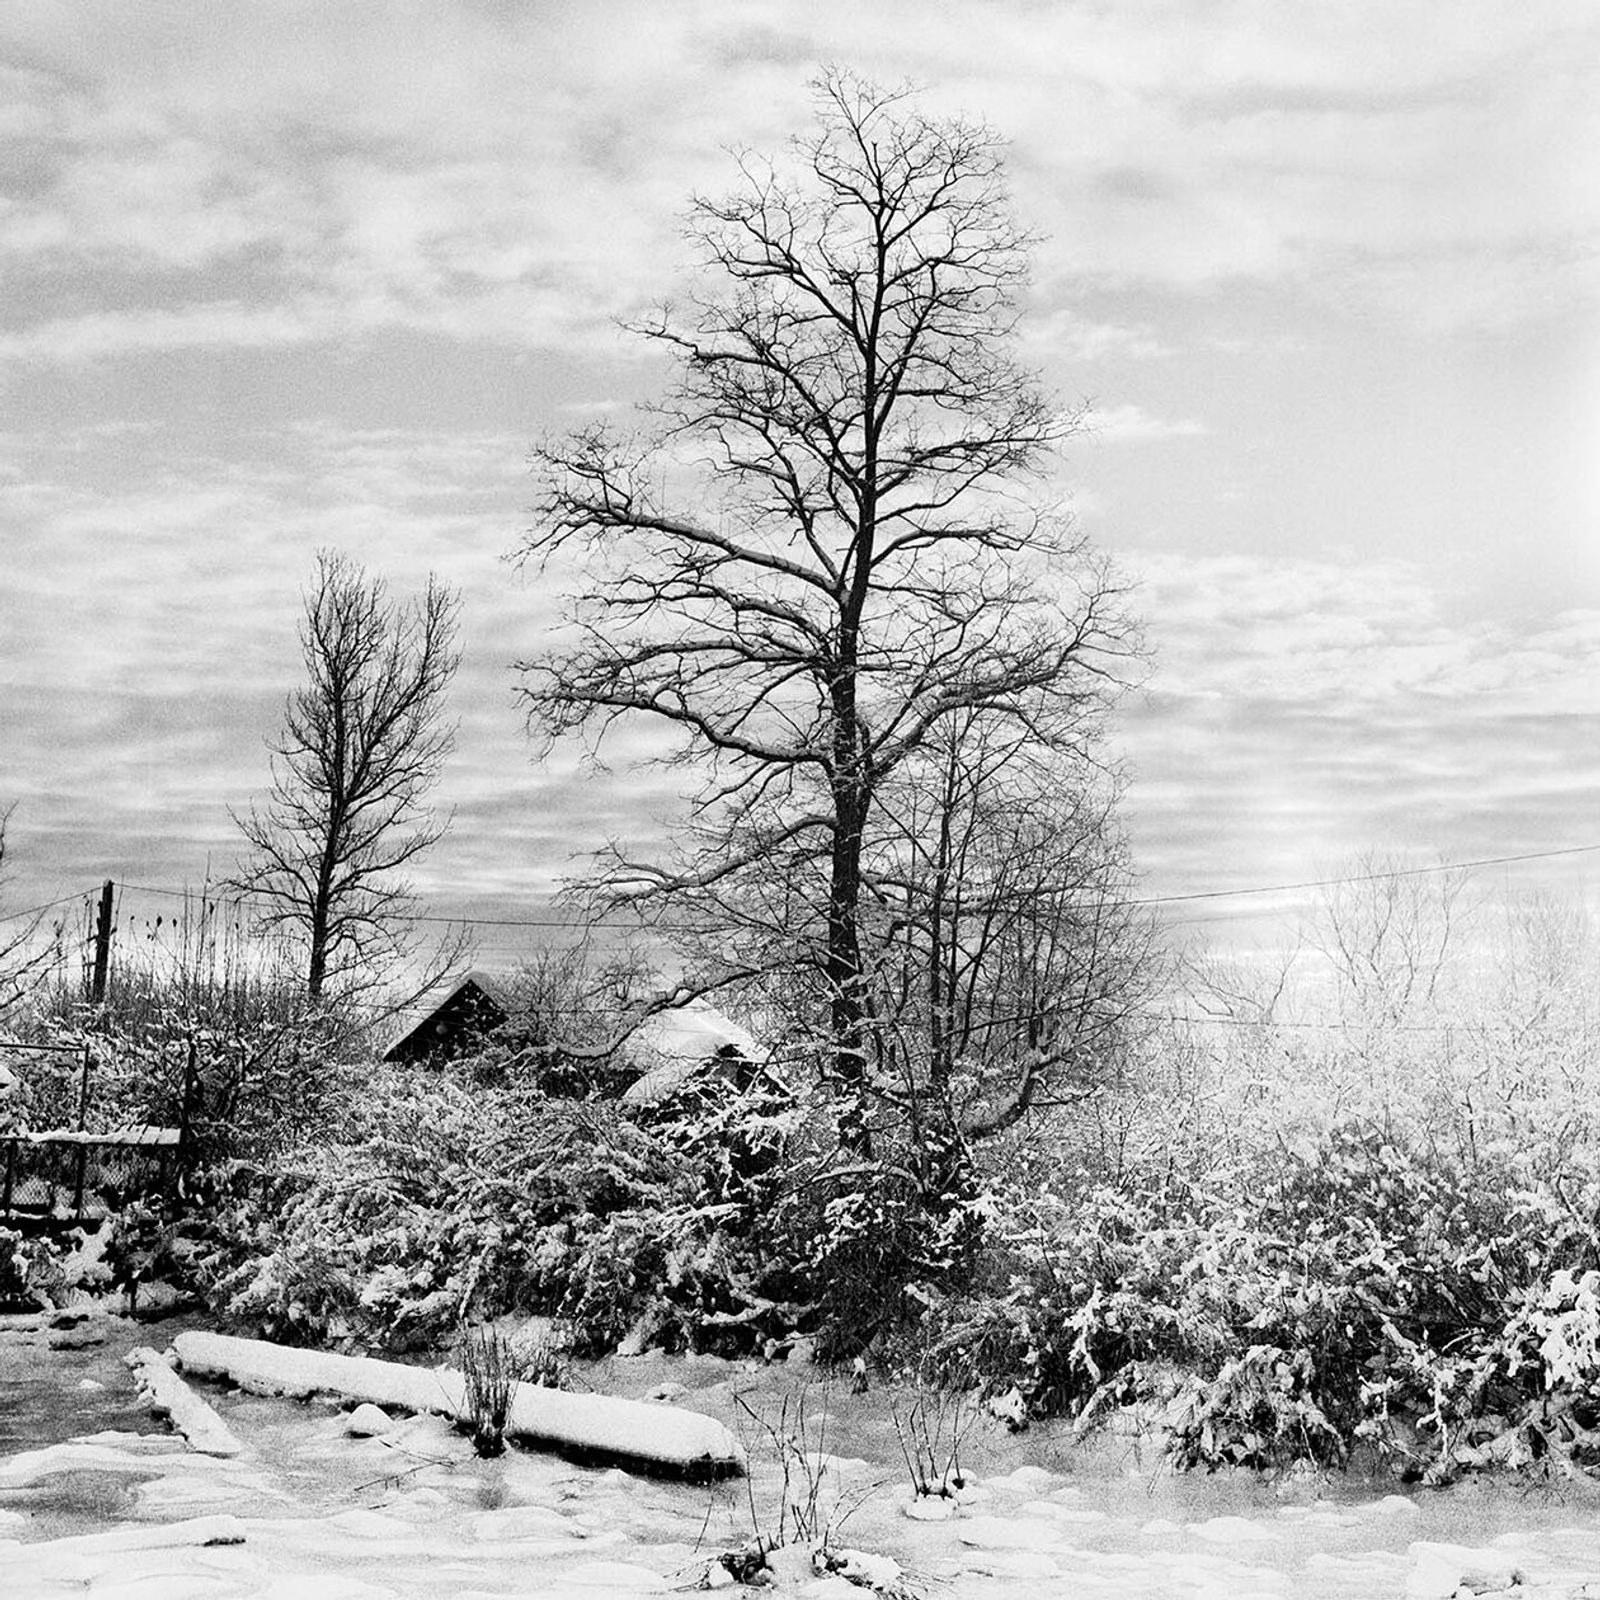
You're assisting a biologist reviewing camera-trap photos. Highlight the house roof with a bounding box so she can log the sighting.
[380,971,762,1096]
[380,969,511,1062]
[619,1001,759,1105]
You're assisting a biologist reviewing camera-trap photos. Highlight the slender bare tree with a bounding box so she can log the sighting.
[867,712,1158,1144]
[232,552,461,997]
[516,72,1140,1148]
[0,806,56,1017]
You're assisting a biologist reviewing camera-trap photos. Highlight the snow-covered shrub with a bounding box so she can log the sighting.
[0,1225,29,1309]
[920,1120,1600,1477]
[0,1227,70,1310]
[186,1064,789,1353]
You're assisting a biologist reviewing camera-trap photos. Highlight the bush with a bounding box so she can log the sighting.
[923,1121,1600,1479]
[0,1227,69,1311]
[0,1226,30,1309]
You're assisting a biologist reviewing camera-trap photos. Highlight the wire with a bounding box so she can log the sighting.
[0,890,95,926]
[1123,844,1600,908]
[51,839,1600,934]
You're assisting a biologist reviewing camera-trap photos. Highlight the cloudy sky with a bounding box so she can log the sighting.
[2,0,1596,967]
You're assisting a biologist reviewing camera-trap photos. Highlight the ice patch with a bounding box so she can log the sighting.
[250,1579,398,1599]
[986,1463,1057,1494]
[1373,1493,1421,1515]
[1406,1541,1525,1599]
[798,1579,862,1599]
[132,1471,273,1510]
[1021,1497,1109,1527]
[470,1504,579,1541]
[561,1558,670,1589]
[324,1509,418,1539]
[956,1513,1059,1550]
[959,1548,1061,1578]
[1188,1514,1279,1542]
[68,1567,241,1600]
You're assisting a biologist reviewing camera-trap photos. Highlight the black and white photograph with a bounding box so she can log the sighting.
[1,4,1596,1596]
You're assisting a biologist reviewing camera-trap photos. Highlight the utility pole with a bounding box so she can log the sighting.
[89,879,114,1003]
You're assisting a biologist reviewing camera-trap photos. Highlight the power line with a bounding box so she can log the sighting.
[54,840,1600,934]
[0,890,94,927]
[1125,843,1600,909]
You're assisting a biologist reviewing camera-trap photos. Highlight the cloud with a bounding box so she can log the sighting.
[0,0,1590,379]
[1023,308,1174,363]
[1,3,1594,953]
[1113,554,1600,911]
[1082,403,1207,442]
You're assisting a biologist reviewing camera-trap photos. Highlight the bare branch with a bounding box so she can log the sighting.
[229,553,462,998]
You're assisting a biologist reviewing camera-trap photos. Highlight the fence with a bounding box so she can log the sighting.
[0,1038,186,1223]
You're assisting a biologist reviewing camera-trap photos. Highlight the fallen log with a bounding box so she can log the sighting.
[171,1330,745,1477]
[126,1346,248,1458]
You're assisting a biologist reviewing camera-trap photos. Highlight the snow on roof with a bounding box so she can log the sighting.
[620,1002,759,1106]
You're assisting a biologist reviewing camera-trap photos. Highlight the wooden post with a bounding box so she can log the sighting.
[177,1036,198,1177]
[2,1139,14,1216]
[77,1043,92,1132]
[90,880,114,1003]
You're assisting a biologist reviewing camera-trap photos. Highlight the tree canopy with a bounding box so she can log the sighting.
[517,71,1143,1153]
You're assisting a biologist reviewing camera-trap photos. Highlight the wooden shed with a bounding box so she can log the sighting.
[382,971,511,1064]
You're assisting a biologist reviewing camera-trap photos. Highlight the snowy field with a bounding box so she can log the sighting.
[5,1308,1600,1599]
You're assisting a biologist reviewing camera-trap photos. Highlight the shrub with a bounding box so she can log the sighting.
[0,1226,30,1310]
[922,1120,1600,1479]
[458,1325,530,1458]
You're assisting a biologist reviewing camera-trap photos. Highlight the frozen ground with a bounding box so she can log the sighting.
[5,1307,1600,1598]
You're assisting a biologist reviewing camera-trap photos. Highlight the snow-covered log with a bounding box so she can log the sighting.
[126,1345,248,1458]
[171,1331,745,1476]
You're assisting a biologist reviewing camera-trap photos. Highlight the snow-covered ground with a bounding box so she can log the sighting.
[5,1308,1600,1599]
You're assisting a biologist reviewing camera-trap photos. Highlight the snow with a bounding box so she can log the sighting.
[345,1402,395,1437]
[8,1321,1600,1599]
[7,1415,1600,1599]
[171,1330,746,1473]
[125,1346,248,1457]
[21,1125,180,1146]
[619,1001,760,1105]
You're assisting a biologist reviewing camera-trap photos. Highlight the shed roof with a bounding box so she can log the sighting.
[619,1002,759,1106]
[381,970,511,1063]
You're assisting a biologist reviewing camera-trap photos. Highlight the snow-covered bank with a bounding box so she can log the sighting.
[7,1316,1600,1599]
[5,1411,1600,1599]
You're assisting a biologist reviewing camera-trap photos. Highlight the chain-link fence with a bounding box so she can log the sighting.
[0,1039,184,1220]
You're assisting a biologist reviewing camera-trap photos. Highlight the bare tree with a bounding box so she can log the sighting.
[516,72,1139,1148]
[869,713,1158,1143]
[0,806,56,1017]
[232,552,462,997]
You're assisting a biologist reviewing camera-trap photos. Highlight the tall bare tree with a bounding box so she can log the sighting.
[233,552,461,997]
[516,72,1139,1147]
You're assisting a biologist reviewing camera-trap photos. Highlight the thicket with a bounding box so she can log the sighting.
[8,893,367,1163]
[912,878,1600,1482]
[179,1054,977,1361]
[7,866,1597,1490]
